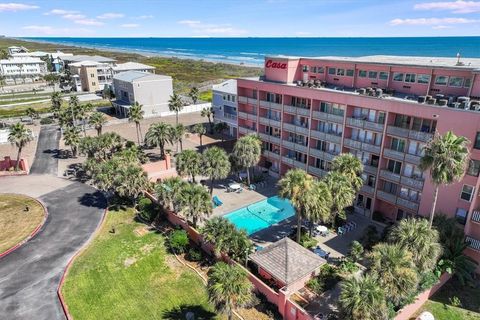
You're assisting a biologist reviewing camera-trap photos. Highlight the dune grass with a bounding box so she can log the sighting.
[0,194,45,253]
[61,206,219,320]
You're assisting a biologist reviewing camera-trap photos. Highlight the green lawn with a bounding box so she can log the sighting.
[61,207,219,320]
[413,277,480,320]
[199,90,213,102]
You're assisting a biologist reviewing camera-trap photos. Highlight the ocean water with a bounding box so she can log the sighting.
[22,37,480,65]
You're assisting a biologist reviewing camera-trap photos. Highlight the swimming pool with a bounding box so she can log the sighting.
[224,196,295,235]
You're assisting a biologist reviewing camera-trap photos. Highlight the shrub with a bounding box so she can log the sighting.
[300,233,318,249]
[40,117,54,125]
[338,258,359,276]
[169,229,189,253]
[137,196,157,222]
[306,264,341,295]
[349,240,364,262]
[187,248,203,262]
[418,271,440,291]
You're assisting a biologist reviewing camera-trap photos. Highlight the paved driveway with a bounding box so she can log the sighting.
[29,126,60,175]
[0,178,106,319]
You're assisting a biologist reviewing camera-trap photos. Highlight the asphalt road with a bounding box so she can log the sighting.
[0,182,106,319]
[29,126,60,175]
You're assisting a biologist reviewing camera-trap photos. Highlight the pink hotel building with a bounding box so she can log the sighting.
[236,55,480,267]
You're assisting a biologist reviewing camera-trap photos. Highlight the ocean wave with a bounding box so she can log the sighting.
[206,54,227,58]
[240,52,264,56]
[160,50,195,56]
[226,56,259,61]
[166,48,194,51]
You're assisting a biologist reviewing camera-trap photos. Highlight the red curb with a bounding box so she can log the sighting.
[0,195,49,259]
[57,207,109,320]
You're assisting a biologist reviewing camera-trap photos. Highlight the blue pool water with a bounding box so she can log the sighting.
[224,196,295,235]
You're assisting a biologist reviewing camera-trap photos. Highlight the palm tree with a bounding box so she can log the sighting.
[189,87,199,104]
[145,122,173,159]
[8,123,33,171]
[128,101,144,145]
[388,218,442,273]
[50,92,62,118]
[202,217,237,254]
[172,123,187,152]
[369,243,418,306]
[324,171,357,225]
[201,106,214,133]
[232,134,262,185]
[168,93,184,125]
[277,169,314,243]
[214,122,229,142]
[304,180,333,236]
[26,107,38,120]
[116,165,149,206]
[207,262,253,320]
[177,183,213,228]
[68,95,80,127]
[419,131,470,227]
[202,146,231,194]
[0,49,8,59]
[63,126,81,157]
[192,123,206,150]
[442,236,478,285]
[89,112,107,136]
[175,149,202,183]
[77,103,94,136]
[331,153,364,191]
[339,274,387,320]
[155,177,187,211]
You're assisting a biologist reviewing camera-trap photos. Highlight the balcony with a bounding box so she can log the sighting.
[263,150,281,160]
[465,236,480,251]
[293,159,307,169]
[312,111,344,124]
[238,96,258,105]
[239,126,256,135]
[294,143,309,154]
[259,116,281,128]
[284,104,311,116]
[344,138,362,150]
[282,140,295,149]
[282,156,295,166]
[309,148,337,161]
[346,117,384,132]
[354,206,371,217]
[400,175,424,190]
[259,100,282,110]
[396,197,419,212]
[377,190,397,204]
[387,125,409,138]
[380,169,401,183]
[405,153,422,165]
[383,148,405,161]
[310,130,342,144]
[363,164,378,175]
[283,123,296,133]
[238,111,248,119]
[308,166,328,178]
[361,185,375,195]
[362,142,381,154]
[409,130,433,142]
[471,211,480,224]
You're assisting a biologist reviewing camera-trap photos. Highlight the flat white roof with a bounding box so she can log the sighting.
[70,60,108,67]
[267,54,480,70]
[212,79,237,94]
[113,70,171,82]
[0,57,45,64]
[112,62,155,72]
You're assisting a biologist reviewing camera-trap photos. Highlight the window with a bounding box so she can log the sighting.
[417,74,430,84]
[379,72,389,80]
[328,67,336,75]
[405,73,416,83]
[358,70,367,78]
[312,66,317,73]
[302,65,309,72]
[467,160,480,177]
[336,68,345,76]
[474,132,480,149]
[391,138,406,152]
[346,69,354,77]
[232,96,236,103]
[460,185,475,202]
[464,78,471,88]
[393,72,404,81]
[435,75,448,85]
[455,208,468,225]
[90,73,95,78]
[383,181,398,194]
[317,67,324,73]
[368,71,378,79]
[387,159,402,174]
[448,77,464,87]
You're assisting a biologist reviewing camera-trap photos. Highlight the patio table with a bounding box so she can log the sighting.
[229,183,241,191]
[316,225,328,233]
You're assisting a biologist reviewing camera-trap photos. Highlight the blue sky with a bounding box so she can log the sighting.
[0,0,479,37]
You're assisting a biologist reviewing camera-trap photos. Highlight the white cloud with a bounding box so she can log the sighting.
[74,18,104,26]
[62,14,86,20]
[390,17,479,25]
[22,25,93,36]
[121,23,140,28]
[177,20,247,36]
[135,15,153,19]
[414,1,480,14]
[432,25,453,29]
[97,12,124,19]
[44,9,78,15]
[0,3,38,12]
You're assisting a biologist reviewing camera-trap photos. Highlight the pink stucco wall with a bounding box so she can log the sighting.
[0,156,29,174]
